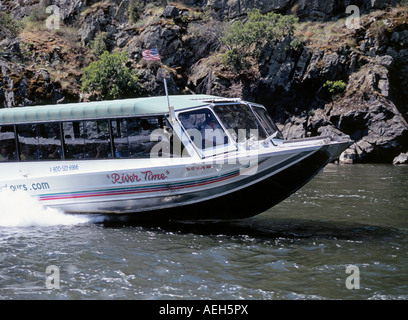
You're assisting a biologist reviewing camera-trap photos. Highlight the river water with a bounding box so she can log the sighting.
[0,164,407,300]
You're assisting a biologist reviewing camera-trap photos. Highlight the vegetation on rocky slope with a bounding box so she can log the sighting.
[81,50,141,99]
[1,0,408,163]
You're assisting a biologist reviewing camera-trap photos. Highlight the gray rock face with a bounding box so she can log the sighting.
[307,62,408,163]
[205,0,401,19]
[0,60,64,108]
[393,152,408,164]
[1,0,407,163]
[162,5,180,18]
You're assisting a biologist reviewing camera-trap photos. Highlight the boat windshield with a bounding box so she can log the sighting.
[251,105,284,140]
[212,104,268,143]
[178,108,227,150]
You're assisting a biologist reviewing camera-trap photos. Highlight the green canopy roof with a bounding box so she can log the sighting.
[0,95,222,125]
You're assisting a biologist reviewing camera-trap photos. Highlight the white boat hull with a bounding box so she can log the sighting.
[0,138,350,220]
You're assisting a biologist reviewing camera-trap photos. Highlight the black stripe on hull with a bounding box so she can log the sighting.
[111,147,332,221]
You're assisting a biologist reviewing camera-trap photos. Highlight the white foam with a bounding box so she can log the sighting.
[0,191,89,227]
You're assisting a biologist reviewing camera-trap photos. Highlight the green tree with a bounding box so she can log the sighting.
[81,51,141,100]
[220,9,298,70]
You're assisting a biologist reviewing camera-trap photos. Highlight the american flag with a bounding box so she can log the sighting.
[142,48,160,61]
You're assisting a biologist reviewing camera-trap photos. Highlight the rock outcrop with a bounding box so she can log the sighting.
[1,0,407,163]
[393,152,408,164]
[206,0,401,20]
[186,4,408,163]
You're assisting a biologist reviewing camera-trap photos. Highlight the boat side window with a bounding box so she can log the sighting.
[2,116,189,162]
[17,123,64,161]
[213,104,268,142]
[38,123,62,160]
[111,117,163,159]
[0,125,17,162]
[251,106,283,140]
[83,120,111,159]
[63,121,86,159]
[17,124,41,161]
[178,109,227,150]
[111,119,129,158]
[63,120,111,160]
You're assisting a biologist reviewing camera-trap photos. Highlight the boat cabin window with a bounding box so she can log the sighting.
[39,123,62,160]
[178,109,227,150]
[17,123,62,161]
[0,115,187,162]
[251,105,283,140]
[63,120,110,159]
[17,124,40,161]
[0,125,17,162]
[111,117,162,158]
[213,104,268,142]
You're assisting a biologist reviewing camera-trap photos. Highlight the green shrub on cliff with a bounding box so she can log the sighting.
[128,0,145,23]
[220,9,298,70]
[90,32,108,58]
[0,12,22,40]
[323,80,346,97]
[81,51,141,100]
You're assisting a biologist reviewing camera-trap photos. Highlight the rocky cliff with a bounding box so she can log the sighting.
[1,0,408,163]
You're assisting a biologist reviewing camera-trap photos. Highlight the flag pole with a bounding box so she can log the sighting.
[142,48,175,124]
[164,78,175,125]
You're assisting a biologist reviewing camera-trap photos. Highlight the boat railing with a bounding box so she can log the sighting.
[279,135,353,150]
[282,135,351,144]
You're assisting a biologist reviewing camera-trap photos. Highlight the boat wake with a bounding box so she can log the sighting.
[0,191,90,227]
